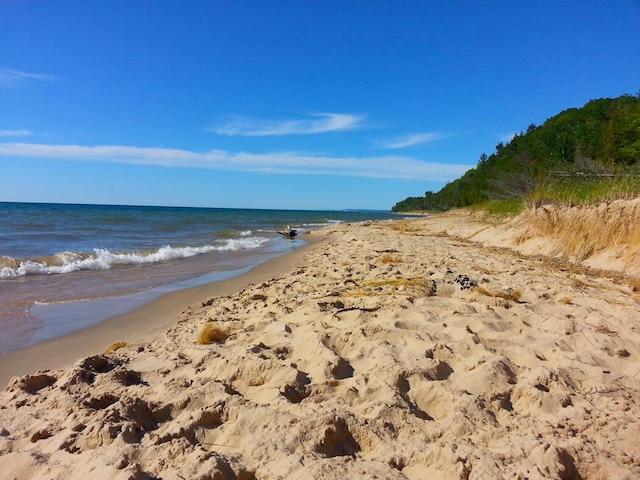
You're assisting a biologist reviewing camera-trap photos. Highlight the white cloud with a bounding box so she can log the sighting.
[376,132,445,149]
[211,113,365,136]
[0,142,473,181]
[0,69,55,88]
[0,130,33,137]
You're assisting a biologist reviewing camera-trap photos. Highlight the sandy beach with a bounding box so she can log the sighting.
[1,203,639,479]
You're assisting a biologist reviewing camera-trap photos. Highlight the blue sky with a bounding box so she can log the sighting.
[1,1,639,210]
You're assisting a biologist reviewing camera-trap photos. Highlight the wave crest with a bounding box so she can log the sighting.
[0,237,269,278]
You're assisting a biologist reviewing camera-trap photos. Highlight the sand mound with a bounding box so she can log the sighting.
[1,210,640,479]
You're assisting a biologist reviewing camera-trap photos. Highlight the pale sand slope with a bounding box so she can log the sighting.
[1,210,640,479]
[432,198,640,277]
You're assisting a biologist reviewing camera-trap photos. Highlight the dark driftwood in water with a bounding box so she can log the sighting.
[277,229,297,238]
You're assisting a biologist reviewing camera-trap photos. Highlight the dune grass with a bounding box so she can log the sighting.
[105,341,127,354]
[380,253,401,264]
[469,198,525,217]
[468,173,639,218]
[197,323,232,345]
[517,197,640,261]
[528,175,640,207]
[458,174,640,265]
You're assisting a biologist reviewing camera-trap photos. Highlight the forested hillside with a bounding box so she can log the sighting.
[392,94,640,212]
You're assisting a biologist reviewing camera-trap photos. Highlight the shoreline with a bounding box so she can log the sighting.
[1,206,639,479]
[0,234,323,389]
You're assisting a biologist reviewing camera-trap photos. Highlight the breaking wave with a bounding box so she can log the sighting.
[0,237,269,279]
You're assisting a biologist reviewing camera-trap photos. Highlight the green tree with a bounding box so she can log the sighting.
[392,93,640,211]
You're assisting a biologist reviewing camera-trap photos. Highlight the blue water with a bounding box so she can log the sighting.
[0,202,399,354]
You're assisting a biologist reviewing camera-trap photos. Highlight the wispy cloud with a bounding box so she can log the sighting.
[0,142,473,181]
[376,132,445,149]
[0,130,33,137]
[211,113,365,136]
[0,69,55,88]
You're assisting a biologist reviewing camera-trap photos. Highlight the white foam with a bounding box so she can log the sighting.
[0,237,269,278]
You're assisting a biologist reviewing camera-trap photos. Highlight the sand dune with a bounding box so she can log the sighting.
[1,204,639,479]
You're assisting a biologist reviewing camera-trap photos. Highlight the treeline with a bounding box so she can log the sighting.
[392,94,640,212]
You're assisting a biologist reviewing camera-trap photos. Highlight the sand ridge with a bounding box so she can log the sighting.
[1,213,639,479]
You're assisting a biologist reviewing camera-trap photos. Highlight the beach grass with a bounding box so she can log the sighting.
[467,174,639,218]
[516,196,640,262]
[380,253,401,264]
[105,342,127,354]
[528,174,640,207]
[469,198,525,217]
[197,323,232,344]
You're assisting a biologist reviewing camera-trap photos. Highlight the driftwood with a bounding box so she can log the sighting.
[277,227,297,238]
